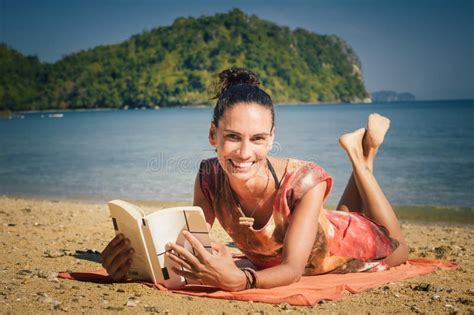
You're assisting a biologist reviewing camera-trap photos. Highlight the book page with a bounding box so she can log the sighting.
[144,207,212,288]
[107,200,155,282]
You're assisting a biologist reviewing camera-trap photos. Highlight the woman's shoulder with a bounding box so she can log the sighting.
[275,157,333,216]
[198,157,220,173]
[197,158,221,191]
[283,157,332,190]
[274,157,327,176]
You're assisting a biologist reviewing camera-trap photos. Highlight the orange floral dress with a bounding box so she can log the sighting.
[198,158,398,274]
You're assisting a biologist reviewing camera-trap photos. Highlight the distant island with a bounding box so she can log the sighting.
[0,8,370,111]
[371,90,416,103]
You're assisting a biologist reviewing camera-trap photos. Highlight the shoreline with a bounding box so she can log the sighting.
[3,194,473,225]
[3,98,472,115]
[1,196,473,313]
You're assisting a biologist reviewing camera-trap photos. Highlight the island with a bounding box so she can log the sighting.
[1,9,369,111]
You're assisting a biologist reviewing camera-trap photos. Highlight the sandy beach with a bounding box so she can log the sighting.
[0,196,472,314]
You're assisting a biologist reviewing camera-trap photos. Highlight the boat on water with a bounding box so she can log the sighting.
[48,113,64,118]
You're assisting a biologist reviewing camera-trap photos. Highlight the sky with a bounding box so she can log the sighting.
[1,0,473,100]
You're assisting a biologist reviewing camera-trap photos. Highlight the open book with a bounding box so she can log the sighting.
[107,199,212,288]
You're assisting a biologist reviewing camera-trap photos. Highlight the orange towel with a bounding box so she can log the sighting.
[58,258,457,306]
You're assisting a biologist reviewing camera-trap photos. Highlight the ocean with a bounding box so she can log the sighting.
[1,100,472,207]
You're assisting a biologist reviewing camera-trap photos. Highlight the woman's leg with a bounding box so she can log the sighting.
[337,114,388,212]
[338,122,408,266]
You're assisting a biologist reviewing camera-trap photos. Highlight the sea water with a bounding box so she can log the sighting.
[0,100,472,207]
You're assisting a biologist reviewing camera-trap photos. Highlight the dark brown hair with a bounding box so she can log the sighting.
[211,67,274,130]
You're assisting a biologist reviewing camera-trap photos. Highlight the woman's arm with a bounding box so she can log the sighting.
[166,173,246,291]
[167,180,327,290]
[193,173,215,231]
[254,181,327,288]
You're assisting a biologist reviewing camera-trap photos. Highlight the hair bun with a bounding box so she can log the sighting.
[211,67,260,99]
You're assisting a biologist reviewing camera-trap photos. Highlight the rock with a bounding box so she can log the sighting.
[105,306,124,311]
[38,294,62,310]
[55,283,66,290]
[8,223,16,226]
[36,271,59,282]
[432,294,441,301]
[17,269,33,276]
[280,303,291,310]
[116,288,125,293]
[434,245,451,259]
[43,250,65,258]
[20,208,31,213]
[412,283,433,292]
[457,297,472,305]
[144,305,161,313]
[52,300,62,310]
[445,304,454,309]
[126,297,139,307]
[410,305,421,313]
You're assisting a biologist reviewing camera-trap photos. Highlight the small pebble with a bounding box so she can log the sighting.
[144,305,161,313]
[17,269,33,276]
[105,306,124,311]
[43,250,64,258]
[280,303,291,310]
[410,305,421,313]
[126,297,139,307]
[36,271,59,282]
[432,294,441,301]
[412,283,433,292]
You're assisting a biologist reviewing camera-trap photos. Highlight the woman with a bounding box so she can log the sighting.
[101,68,409,291]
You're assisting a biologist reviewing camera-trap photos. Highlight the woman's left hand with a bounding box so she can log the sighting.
[166,230,246,291]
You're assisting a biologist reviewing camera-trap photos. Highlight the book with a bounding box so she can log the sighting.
[107,199,212,288]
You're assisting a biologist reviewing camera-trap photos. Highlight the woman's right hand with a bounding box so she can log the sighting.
[100,233,135,281]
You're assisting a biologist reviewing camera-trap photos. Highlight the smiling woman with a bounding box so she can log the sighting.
[101,67,409,291]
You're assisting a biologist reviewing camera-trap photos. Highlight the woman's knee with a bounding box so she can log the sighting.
[386,240,409,267]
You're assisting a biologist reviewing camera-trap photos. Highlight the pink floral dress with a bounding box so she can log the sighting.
[198,158,398,274]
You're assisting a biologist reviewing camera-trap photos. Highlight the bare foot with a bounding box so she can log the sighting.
[339,128,366,160]
[363,113,390,157]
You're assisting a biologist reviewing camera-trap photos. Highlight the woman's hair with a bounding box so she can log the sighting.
[211,67,274,130]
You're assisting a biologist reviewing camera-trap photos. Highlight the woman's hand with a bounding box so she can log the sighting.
[166,230,246,291]
[100,234,135,281]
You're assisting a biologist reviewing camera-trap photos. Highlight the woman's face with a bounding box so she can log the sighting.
[209,102,274,182]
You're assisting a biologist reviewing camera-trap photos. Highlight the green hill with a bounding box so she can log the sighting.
[0,9,369,111]
[0,44,46,111]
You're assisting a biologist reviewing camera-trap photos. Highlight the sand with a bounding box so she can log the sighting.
[0,196,472,314]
